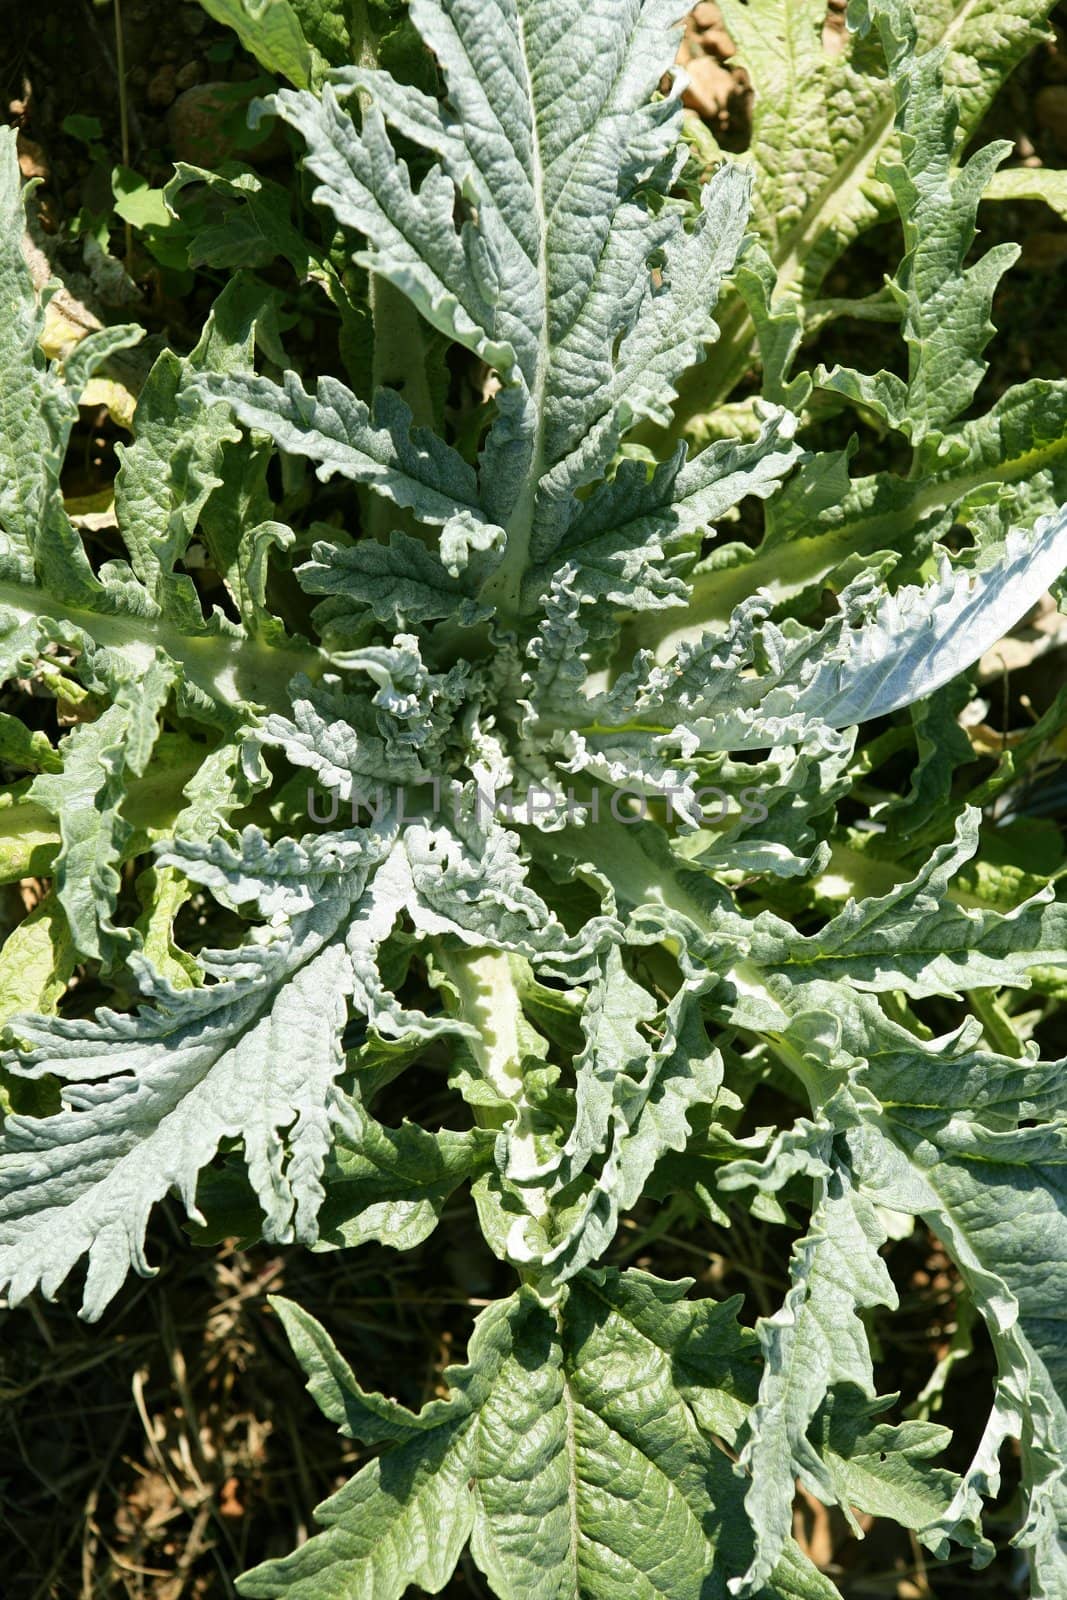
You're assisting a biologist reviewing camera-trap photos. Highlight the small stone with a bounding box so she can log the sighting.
[691,2,735,56]
[681,54,737,122]
[701,26,736,59]
[691,2,721,28]
[823,6,847,53]
[169,82,238,164]
[1035,84,1067,141]
[16,132,49,181]
[180,8,207,35]
[175,59,205,92]
[147,63,178,109]
[169,81,287,165]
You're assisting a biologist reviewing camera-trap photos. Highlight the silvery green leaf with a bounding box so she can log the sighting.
[818,0,1018,444]
[674,741,851,882]
[668,0,1055,438]
[199,371,496,534]
[661,518,1067,754]
[215,0,755,626]
[533,162,752,522]
[807,1390,972,1541]
[785,514,1067,726]
[826,993,1067,1597]
[0,828,391,1319]
[729,1158,897,1595]
[300,529,493,630]
[316,1109,496,1251]
[517,977,724,1283]
[263,673,435,795]
[0,130,142,601]
[531,407,800,613]
[239,1272,840,1600]
[115,277,272,635]
[28,658,175,962]
[734,808,1067,999]
[560,945,657,1185]
[0,807,600,1316]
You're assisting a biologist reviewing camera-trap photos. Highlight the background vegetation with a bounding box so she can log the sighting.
[2,2,1066,1595]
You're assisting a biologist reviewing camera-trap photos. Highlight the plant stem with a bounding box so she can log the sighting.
[367,277,436,540]
[113,0,132,271]
[969,988,1024,1058]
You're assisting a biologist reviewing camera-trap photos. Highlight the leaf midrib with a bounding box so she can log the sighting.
[0,579,319,707]
[638,418,1067,655]
[477,4,551,629]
